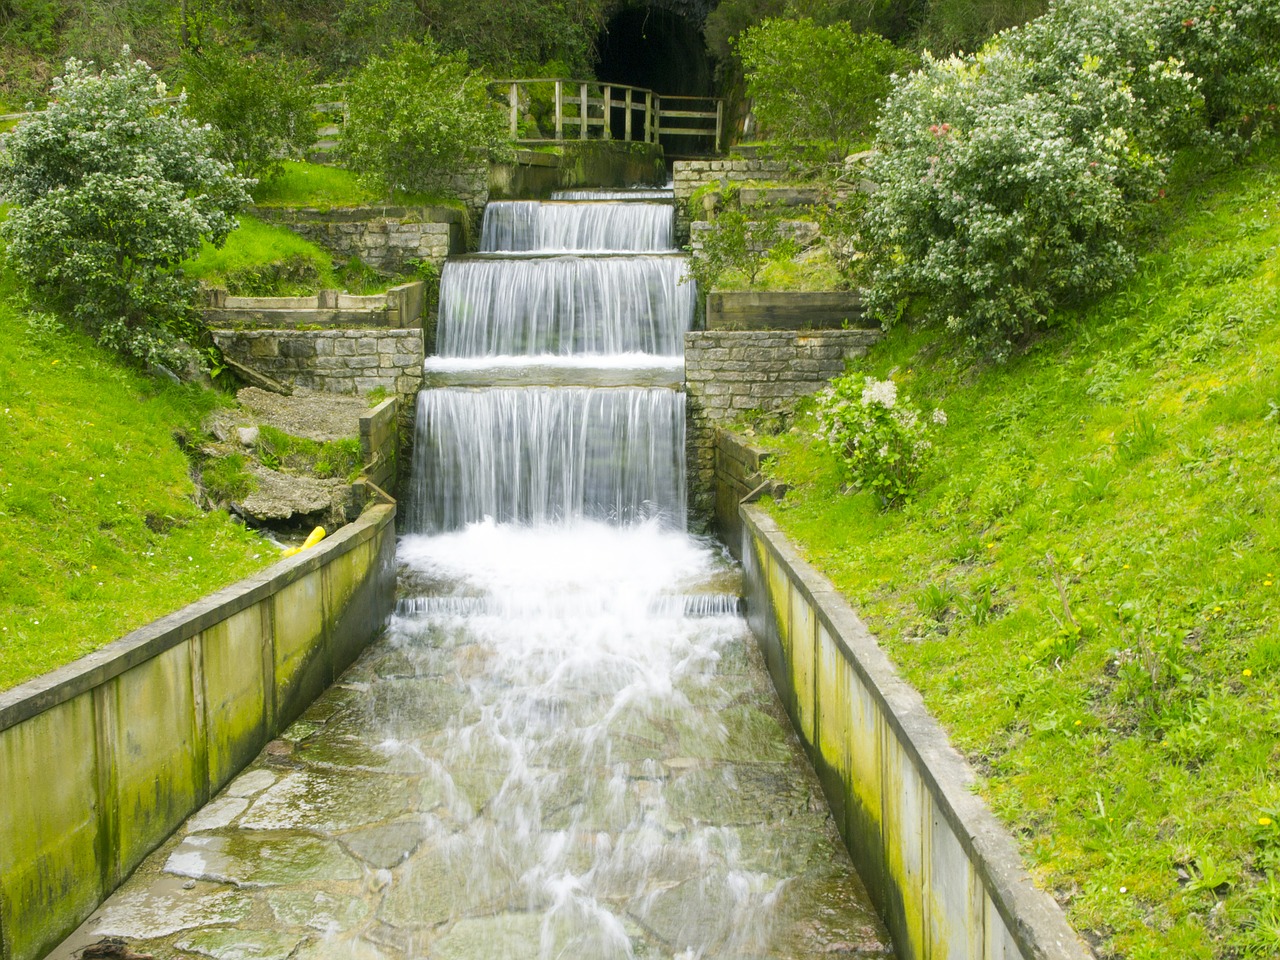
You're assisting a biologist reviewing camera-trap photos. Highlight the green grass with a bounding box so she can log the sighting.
[182,214,339,296]
[252,160,464,211]
[756,141,1280,959]
[255,426,362,480]
[0,270,276,692]
[716,247,845,292]
[252,161,379,209]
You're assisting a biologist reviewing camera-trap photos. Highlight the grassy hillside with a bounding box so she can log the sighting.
[0,268,274,692]
[758,142,1280,958]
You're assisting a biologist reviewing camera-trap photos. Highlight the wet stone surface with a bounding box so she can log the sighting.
[52,524,891,960]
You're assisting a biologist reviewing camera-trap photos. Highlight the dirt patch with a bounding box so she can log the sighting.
[207,387,369,444]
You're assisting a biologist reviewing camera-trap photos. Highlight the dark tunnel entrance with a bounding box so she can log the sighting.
[596,5,718,156]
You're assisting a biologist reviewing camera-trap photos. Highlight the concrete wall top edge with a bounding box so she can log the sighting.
[0,503,396,733]
[739,503,1093,960]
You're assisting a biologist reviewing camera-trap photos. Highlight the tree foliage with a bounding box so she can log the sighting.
[0,51,251,368]
[181,45,318,182]
[341,36,509,198]
[735,18,908,155]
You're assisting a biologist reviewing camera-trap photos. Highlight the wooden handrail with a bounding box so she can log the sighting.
[491,77,722,152]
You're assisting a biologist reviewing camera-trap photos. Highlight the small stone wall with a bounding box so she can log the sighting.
[254,205,467,274]
[684,328,880,525]
[672,158,792,239]
[205,281,426,330]
[213,329,424,398]
[0,504,397,960]
[359,397,399,492]
[740,507,1093,960]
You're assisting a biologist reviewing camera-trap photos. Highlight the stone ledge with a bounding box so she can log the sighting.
[740,506,1094,960]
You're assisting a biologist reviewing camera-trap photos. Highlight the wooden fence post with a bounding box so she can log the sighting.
[509,82,519,139]
[579,82,589,139]
[603,85,612,140]
[554,80,563,140]
[624,88,633,142]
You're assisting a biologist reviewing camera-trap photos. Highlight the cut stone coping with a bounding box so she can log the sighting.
[0,503,393,734]
[740,504,1092,960]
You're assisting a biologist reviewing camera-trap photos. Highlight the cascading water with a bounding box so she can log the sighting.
[52,187,889,960]
[390,188,891,956]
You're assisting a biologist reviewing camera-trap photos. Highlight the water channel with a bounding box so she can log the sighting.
[52,191,891,960]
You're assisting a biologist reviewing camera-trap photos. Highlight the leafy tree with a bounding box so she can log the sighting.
[341,36,510,199]
[0,51,251,369]
[734,18,909,156]
[181,45,318,182]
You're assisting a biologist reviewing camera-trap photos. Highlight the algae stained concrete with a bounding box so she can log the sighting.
[48,613,892,960]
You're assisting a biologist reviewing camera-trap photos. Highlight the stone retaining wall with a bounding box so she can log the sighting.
[740,506,1093,960]
[212,329,424,398]
[254,205,468,274]
[0,504,397,960]
[672,158,792,240]
[684,328,879,525]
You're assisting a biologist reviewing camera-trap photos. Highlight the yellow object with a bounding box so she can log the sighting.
[281,526,326,558]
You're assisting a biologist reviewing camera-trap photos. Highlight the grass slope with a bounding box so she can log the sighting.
[760,143,1280,958]
[0,272,275,692]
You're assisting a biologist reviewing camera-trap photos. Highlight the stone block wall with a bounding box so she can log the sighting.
[684,328,880,524]
[254,205,467,274]
[672,158,793,240]
[213,329,424,397]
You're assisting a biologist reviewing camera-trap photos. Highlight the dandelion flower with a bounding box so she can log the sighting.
[1243,669,1253,677]
[1260,817,1274,826]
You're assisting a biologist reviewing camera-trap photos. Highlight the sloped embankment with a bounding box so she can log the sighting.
[758,143,1280,959]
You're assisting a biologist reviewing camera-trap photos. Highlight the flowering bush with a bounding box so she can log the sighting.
[862,42,1185,356]
[0,52,251,369]
[815,374,946,507]
[860,0,1279,357]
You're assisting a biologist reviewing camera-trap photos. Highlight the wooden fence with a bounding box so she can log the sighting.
[491,78,722,153]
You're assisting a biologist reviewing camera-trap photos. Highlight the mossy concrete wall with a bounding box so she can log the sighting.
[740,506,1092,960]
[0,504,396,960]
[489,142,666,200]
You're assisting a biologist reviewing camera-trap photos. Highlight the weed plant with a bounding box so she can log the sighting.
[758,141,1280,958]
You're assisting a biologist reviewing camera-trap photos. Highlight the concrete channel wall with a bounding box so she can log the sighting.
[740,505,1092,960]
[0,504,397,960]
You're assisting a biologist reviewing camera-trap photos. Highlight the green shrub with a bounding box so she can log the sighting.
[735,18,909,157]
[862,43,1179,355]
[814,373,946,507]
[181,45,319,183]
[342,36,510,198]
[0,51,251,370]
[860,0,1280,356]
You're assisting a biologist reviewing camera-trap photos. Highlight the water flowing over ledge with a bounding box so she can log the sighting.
[436,255,695,358]
[480,201,675,253]
[408,387,687,533]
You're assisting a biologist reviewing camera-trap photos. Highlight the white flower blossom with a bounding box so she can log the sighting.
[861,377,897,409]
[932,409,948,426]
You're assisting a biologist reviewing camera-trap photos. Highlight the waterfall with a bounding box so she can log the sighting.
[408,386,686,532]
[436,255,693,358]
[480,201,674,252]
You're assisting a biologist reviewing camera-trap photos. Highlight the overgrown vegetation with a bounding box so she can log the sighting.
[0,52,250,370]
[342,36,510,198]
[0,267,273,692]
[859,0,1280,356]
[758,140,1280,960]
[254,425,362,480]
[735,17,909,157]
[181,215,338,296]
[180,44,318,182]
